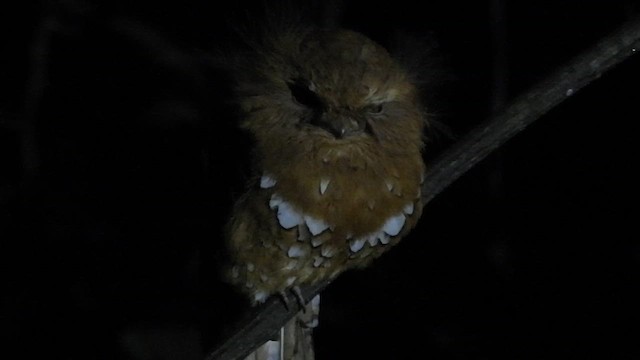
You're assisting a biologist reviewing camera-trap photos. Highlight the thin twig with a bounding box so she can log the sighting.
[204,16,640,360]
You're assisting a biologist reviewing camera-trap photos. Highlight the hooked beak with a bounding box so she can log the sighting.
[312,113,367,139]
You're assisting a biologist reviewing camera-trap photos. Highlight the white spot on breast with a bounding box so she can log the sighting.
[286,276,297,286]
[386,180,394,192]
[254,291,268,303]
[313,256,324,267]
[311,237,325,247]
[378,232,390,245]
[284,260,297,270]
[304,215,330,236]
[287,245,306,258]
[269,194,283,209]
[320,178,330,195]
[260,174,277,188]
[349,238,366,253]
[382,213,406,236]
[367,231,391,246]
[276,201,304,229]
[403,202,414,215]
[321,246,336,258]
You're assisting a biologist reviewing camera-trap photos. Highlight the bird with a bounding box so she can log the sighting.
[222,23,427,360]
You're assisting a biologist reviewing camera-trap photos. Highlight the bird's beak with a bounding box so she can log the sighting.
[315,113,366,139]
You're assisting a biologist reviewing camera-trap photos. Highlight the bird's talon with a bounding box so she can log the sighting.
[290,286,306,312]
[278,290,291,310]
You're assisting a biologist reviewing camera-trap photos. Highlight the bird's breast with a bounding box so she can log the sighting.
[259,160,422,254]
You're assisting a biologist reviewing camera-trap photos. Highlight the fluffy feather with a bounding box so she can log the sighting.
[225,26,426,303]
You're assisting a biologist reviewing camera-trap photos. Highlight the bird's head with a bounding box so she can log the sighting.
[234,27,425,171]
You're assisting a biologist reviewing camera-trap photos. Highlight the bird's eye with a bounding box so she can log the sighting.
[364,103,383,114]
[288,80,324,110]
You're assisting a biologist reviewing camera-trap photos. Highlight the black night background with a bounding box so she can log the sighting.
[1,1,639,359]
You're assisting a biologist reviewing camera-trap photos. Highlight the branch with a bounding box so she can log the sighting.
[421,17,640,205]
[204,16,640,360]
[204,283,325,360]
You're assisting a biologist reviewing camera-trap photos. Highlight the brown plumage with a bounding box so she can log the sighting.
[223,24,426,360]
[225,26,426,304]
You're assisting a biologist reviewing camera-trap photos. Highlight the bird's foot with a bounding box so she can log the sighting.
[297,294,320,328]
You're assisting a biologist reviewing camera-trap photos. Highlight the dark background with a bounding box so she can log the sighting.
[1,1,639,359]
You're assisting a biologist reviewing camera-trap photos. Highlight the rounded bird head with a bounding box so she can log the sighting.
[234,27,426,171]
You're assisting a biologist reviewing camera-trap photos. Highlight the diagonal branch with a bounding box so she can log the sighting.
[204,16,640,360]
[420,17,640,206]
[204,284,325,360]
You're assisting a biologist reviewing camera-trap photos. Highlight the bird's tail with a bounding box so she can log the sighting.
[244,295,320,360]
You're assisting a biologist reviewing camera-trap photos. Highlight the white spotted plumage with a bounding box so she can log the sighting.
[260,174,277,188]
